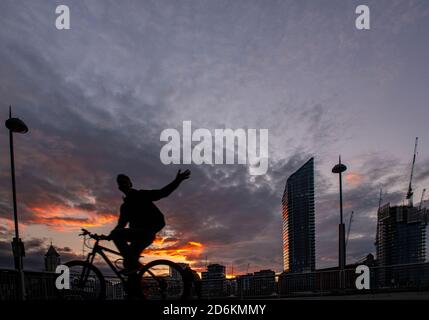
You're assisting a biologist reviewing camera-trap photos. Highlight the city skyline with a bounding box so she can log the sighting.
[10,152,426,278]
[1,1,429,275]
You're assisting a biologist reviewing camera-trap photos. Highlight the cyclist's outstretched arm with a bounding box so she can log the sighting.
[147,169,191,201]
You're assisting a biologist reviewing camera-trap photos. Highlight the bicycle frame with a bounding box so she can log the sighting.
[72,233,190,300]
[85,238,126,282]
[83,238,159,284]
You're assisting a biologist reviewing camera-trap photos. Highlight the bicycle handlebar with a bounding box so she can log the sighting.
[79,228,90,236]
[79,228,110,241]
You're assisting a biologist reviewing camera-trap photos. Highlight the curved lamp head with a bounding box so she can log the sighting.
[5,118,29,134]
[332,163,347,174]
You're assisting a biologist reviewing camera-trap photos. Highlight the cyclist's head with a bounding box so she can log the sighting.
[117,174,132,194]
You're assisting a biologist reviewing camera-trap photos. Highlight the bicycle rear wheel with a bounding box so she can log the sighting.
[62,260,106,300]
[138,260,190,300]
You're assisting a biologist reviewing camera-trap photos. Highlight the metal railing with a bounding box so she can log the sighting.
[200,262,429,299]
[0,269,58,300]
[278,262,429,297]
[1,262,429,300]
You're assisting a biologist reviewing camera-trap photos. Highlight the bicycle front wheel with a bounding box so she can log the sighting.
[138,260,190,300]
[62,260,106,300]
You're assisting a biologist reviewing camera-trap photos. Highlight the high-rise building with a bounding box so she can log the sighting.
[282,158,315,273]
[375,203,427,286]
[376,203,426,266]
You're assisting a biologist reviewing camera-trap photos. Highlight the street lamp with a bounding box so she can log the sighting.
[5,105,28,300]
[332,155,347,289]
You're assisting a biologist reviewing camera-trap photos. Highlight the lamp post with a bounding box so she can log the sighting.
[5,106,28,300]
[332,155,347,289]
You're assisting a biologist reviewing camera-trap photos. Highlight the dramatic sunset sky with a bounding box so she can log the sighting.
[0,0,428,274]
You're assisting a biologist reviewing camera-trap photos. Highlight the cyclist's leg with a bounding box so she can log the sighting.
[111,228,133,269]
[125,232,156,298]
[128,231,156,268]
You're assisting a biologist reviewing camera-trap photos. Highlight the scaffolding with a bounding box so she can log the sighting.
[375,203,427,286]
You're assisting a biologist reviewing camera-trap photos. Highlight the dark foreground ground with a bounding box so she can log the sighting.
[281,291,429,300]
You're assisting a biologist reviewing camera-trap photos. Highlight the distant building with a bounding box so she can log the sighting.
[236,269,276,297]
[282,158,315,273]
[44,245,60,272]
[201,264,226,298]
[376,204,426,266]
[375,203,427,286]
[236,273,253,297]
[279,254,376,294]
[225,278,237,297]
[253,269,276,295]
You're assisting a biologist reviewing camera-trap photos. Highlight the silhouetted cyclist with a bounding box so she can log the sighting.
[108,170,191,275]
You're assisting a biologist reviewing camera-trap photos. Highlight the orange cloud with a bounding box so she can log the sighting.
[152,235,179,246]
[29,205,116,231]
[144,238,205,270]
[188,241,203,247]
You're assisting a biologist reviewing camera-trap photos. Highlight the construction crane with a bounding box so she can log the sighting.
[419,188,426,210]
[346,211,354,249]
[406,137,418,207]
[375,189,382,246]
[378,188,383,211]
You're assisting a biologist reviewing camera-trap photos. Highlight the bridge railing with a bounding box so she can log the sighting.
[1,262,429,300]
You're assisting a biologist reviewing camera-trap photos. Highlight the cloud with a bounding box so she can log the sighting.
[345,172,365,187]
[28,205,116,231]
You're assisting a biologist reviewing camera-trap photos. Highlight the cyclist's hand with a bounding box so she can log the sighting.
[106,230,116,240]
[79,228,89,236]
[99,234,111,241]
[176,169,191,182]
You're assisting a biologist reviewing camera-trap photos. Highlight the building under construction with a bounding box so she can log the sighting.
[376,203,426,267]
[375,203,427,287]
[375,138,428,287]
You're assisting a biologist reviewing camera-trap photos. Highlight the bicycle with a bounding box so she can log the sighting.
[62,228,191,300]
